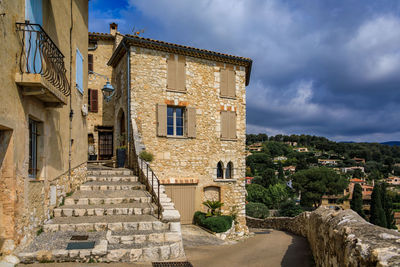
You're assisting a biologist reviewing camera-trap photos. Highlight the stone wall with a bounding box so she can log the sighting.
[247,207,400,266]
[128,46,248,231]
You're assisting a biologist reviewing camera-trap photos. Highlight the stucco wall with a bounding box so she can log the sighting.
[0,0,88,247]
[128,46,247,230]
[247,207,400,266]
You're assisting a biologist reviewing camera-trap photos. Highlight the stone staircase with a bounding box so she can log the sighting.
[17,167,185,263]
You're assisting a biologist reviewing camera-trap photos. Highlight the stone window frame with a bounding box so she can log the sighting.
[214,160,236,182]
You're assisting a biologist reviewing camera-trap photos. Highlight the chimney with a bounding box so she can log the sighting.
[110,23,118,36]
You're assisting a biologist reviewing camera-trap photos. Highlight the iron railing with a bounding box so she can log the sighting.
[135,157,161,219]
[16,22,70,96]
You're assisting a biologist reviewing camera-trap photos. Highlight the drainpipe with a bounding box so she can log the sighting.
[68,0,73,180]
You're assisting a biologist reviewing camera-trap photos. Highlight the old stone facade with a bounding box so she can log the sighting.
[108,35,252,231]
[87,28,118,161]
[0,0,88,252]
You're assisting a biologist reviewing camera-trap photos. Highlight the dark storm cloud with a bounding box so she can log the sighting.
[90,0,400,142]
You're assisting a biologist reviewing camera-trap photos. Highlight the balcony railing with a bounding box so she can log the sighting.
[16,22,70,98]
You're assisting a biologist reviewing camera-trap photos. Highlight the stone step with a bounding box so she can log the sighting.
[87,175,138,182]
[54,203,157,217]
[107,230,182,245]
[17,231,184,263]
[43,215,168,232]
[79,181,145,191]
[87,169,134,176]
[64,190,152,205]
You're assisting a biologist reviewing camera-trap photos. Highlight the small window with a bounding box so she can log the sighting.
[217,161,224,179]
[167,106,185,136]
[29,119,40,178]
[88,54,93,72]
[226,161,233,179]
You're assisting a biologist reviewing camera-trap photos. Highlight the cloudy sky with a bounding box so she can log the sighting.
[90,0,400,142]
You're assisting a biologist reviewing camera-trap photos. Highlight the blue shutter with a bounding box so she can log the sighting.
[76,48,83,94]
[25,0,43,73]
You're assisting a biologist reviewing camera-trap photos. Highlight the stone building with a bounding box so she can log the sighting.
[87,25,119,161]
[0,0,88,252]
[104,28,252,230]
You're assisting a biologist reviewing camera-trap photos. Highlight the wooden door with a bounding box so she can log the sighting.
[164,185,196,224]
[98,131,113,160]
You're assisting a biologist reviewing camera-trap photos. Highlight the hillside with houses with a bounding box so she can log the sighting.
[245,134,400,229]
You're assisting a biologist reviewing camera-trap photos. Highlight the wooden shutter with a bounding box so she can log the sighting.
[167,54,176,90]
[227,69,236,97]
[177,55,186,91]
[157,104,167,137]
[187,107,196,138]
[220,68,228,96]
[88,54,93,72]
[228,111,237,139]
[76,48,83,93]
[221,111,229,139]
[90,89,98,113]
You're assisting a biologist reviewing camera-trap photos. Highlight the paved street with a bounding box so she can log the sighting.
[18,226,313,267]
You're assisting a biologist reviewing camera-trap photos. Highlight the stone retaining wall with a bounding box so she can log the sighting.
[247,207,400,266]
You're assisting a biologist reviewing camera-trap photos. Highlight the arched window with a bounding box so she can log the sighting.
[217,161,224,179]
[226,161,233,179]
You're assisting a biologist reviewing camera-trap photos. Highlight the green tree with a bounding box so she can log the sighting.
[278,162,285,181]
[350,183,365,218]
[380,183,396,229]
[266,183,289,209]
[252,168,277,188]
[296,158,308,171]
[292,167,348,208]
[370,184,387,227]
[245,184,271,206]
[278,200,303,217]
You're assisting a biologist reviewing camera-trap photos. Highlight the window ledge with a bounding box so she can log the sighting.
[220,95,236,100]
[214,178,236,183]
[166,89,187,94]
[166,135,189,139]
[220,138,238,142]
[29,177,45,183]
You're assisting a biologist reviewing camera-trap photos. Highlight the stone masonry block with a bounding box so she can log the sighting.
[108,223,123,231]
[123,222,138,230]
[138,222,152,231]
[159,245,171,261]
[142,247,159,262]
[129,248,142,262]
[44,224,59,232]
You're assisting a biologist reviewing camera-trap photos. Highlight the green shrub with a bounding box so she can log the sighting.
[139,150,154,162]
[203,215,233,233]
[193,211,206,225]
[246,183,271,206]
[278,200,303,217]
[193,211,233,233]
[246,202,269,219]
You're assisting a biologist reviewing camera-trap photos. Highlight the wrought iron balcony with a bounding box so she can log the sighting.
[15,22,70,106]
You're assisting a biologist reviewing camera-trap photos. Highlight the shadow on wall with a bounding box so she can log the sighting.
[281,232,314,267]
[0,129,12,167]
[47,109,64,171]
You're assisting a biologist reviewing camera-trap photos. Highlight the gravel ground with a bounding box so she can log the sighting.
[67,189,150,199]
[48,214,159,224]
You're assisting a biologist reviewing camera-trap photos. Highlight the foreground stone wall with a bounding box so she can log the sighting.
[247,207,400,266]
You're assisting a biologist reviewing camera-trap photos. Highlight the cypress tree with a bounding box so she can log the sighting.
[370,184,387,227]
[350,183,365,218]
[380,183,396,229]
[278,162,285,181]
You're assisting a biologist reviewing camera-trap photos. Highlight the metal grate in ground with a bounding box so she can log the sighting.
[153,262,193,267]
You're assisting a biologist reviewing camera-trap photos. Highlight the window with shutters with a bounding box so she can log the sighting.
[157,104,196,138]
[220,66,236,98]
[167,54,186,92]
[220,111,237,140]
[88,54,93,72]
[88,89,98,113]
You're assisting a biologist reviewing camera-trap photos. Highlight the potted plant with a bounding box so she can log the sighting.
[116,134,126,168]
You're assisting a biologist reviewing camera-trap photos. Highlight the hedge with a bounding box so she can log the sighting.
[246,202,269,219]
[193,211,233,233]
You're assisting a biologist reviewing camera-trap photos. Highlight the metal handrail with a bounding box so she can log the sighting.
[136,157,161,219]
[16,22,70,96]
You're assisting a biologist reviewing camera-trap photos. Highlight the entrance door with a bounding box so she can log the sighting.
[164,185,196,224]
[98,131,113,160]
